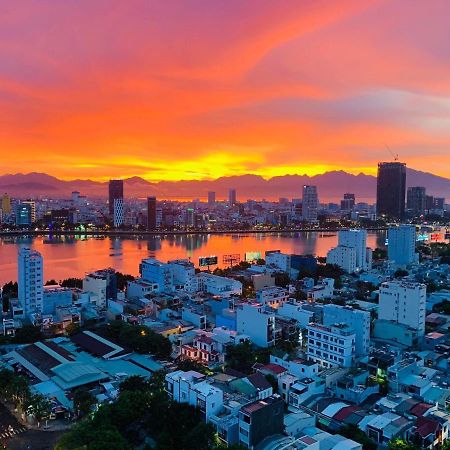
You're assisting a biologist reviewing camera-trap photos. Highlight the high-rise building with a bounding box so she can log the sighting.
[376,162,406,219]
[337,229,371,270]
[18,248,44,315]
[15,203,32,226]
[387,224,417,265]
[433,197,445,210]
[113,198,124,227]
[407,186,426,215]
[340,193,355,211]
[207,191,216,206]
[22,200,36,223]
[147,196,157,231]
[228,189,237,206]
[1,193,11,213]
[108,179,124,216]
[301,185,318,222]
[378,280,426,337]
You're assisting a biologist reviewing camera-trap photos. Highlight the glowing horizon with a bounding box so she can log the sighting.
[1,0,450,181]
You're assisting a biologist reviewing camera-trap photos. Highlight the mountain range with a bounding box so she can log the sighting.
[0,169,448,202]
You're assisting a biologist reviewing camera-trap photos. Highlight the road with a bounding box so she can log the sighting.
[0,403,63,449]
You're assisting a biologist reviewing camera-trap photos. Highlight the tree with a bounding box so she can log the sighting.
[387,438,420,450]
[60,277,83,289]
[26,393,51,427]
[373,248,387,260]
[45,279,58,285]
[119,375,151,393]
[14,325,43,344]
[226,341,256,374]
[65,322,80,336]
[73,388,97,417]
[394,269,408,278]
[340,424,377,450]
[116,272,135,291]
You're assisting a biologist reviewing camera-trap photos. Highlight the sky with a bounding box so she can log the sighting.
[1,0,450,181]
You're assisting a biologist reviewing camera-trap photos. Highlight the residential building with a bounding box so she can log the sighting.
[255,286,289,309]
[113,197,124,227]
[306,323,356,368]
[16,203,32,226]
[83,268,117,308]
[140,258,174,294]
[388,225,418,265]
[326,245,356,273]
[208,191,216,206]
[323,304,370,357]
[236,303,275,348]
[238,395,284,448]
[378,280,426,337]
[376,161,406,219]
[265,251,291,272]
[341,193,355,211]
[108,179,123,216]
[197,273,242,297]
[337,229,372,270]
[18,247,44,315]
[147,196,157,231]
[165,370,224,421]
[407,186,426,215]
[229,189,237,206]
[168,259,198,293]
[1,193,11,213]
[302,185,318,223]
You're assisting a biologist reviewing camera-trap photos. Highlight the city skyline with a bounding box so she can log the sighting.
[1,1,450,181]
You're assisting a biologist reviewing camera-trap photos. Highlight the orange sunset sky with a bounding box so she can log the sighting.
[1,0,450,181]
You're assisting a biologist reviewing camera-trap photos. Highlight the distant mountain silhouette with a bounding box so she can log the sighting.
[0,168,448,202]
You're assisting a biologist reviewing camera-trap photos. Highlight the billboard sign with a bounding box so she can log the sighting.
[199,256,218,267]
[245,251,262,262]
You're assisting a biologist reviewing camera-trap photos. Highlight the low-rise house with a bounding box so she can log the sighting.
[165,370,224,421]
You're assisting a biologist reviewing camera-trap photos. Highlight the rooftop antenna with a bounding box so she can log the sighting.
[385,144,398,161]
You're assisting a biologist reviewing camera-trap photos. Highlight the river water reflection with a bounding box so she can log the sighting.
[0,231,387,284]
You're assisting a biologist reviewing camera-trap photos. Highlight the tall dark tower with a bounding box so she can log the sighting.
[108,180,123,216]
[147,196,157,231]
[376,162,406,219]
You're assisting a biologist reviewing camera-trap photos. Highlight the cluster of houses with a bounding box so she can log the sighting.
[1,226,450,448]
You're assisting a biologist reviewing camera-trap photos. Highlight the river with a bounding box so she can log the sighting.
[0,231,387,284]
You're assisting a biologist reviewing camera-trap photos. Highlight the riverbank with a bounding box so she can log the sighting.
[0,227,388,237]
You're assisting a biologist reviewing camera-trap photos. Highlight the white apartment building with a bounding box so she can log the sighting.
[326,229,372,273]
[322,304,370,357]
[18,247,44,315]
[126,279,158,299]
[168,259,198,293]
[197,273,242,297]
[265,251,291,272]
[236,303,276,348]
[140,258,174,294]
[326,246,356,273]
[302,185,319,223]
[378,280,426,337]
[306,323,356,368]
[165,370,224,421]
[306,278,334,301]
[277,301,315,328]
[82,269,116,308]
[387,225,418,265]
[338,229,372,270]
[255,286,289,309]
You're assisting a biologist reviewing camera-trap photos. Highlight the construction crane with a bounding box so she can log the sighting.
[385,144,398,161]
